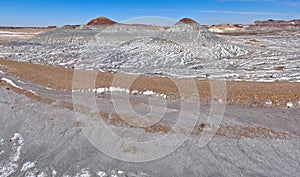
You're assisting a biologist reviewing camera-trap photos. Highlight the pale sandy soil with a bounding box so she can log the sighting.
[0,28,51,39]
[0,28,50,33]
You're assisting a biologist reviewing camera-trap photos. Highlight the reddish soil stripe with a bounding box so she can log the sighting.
[0,58,299,108]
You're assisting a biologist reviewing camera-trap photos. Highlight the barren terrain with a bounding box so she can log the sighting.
[0,18,300,177]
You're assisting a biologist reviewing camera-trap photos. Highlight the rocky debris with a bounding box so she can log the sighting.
[87,16,117,26]
[209,24,246,33]
[46,25,57,29]
[62,25,81,29]
[29,27,98,44]
[248,19,300,30]
[129,23,168,30]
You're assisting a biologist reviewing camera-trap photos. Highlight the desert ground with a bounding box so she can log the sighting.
[0,18,300,176]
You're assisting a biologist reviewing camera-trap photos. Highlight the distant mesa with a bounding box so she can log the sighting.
[254,19,300,26]
[248,19,300,30]
[87,16,117,26]
[177,18,199,24]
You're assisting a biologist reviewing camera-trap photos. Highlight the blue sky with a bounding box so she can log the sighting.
[0,0,299,26]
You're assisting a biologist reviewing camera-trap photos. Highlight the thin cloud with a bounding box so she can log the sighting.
[162,9,177,12]
[195,10,285,15]
[286,1,300,6]
[127,8,177,12]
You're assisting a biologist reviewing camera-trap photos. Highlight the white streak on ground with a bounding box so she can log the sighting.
[286,102,293,108]
[0,133,24,177]
[1,78,23,90]
[36,171,47,177]
[10,133,24,162]
[143,90,155,96]
[72,87,168,99]
[0,78,36,94]
[74,168,92,177]
[109,86,130,93]
[20,162,36,172]
[97,170,108,177]
[52,170,57,176]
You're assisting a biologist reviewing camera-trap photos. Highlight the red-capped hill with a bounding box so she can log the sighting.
[87,16,117,26]
[178,18,199,24]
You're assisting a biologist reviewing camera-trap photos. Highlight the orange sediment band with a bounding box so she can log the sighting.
[0,58,300,108]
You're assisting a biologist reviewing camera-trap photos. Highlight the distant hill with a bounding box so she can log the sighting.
[87,16,117,25]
